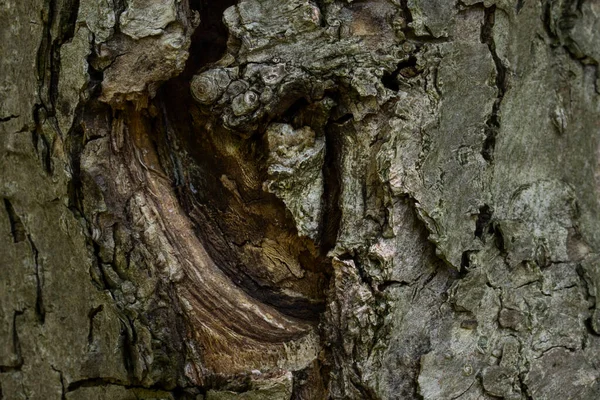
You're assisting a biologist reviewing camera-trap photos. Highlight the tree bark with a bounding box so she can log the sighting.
[1,0,600,399]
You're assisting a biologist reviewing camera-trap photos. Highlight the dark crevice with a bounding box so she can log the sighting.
[87,305,104,345]
[69,0,341,390]
[112,0,127,31]
[197,373,255,395]
[541,2,563,45]
[584,316,600,337]
[92,249,113,292]
[319,120,343,255]
[120,318,136,381]
[3,199,26,243]
[85,32,105,99]
[381,68,400,92]
[577,264,599,337]
[397,55,420,78]
[31,0,82,197]
[65,118,88,217]
[403,32,451,44]
[48,0,81,122]
[67,377,187,395]
[26,236,45,324]
[351,372,379,400]
[342,252,375,293]
[518,373,534,400]
[172,386,207,400]
[36,0,56,105]
[355,261,374,290]
[474,204,493,240]
[62,9,114,332]
[480,6,508,163]
[86,62,104,96]
[377,280,409,292]
[155,103,328,320]
[39,131,54,175]
[0,310,25,372]
[481,121,497,162]
[0,115,19,122]
[516,0,525,14]
[51,366,67,400]
[400,0,414,24]
[66,377,133,392]
[191,213,327,319]
[382,56,420,91]
[282,97,310,127]
[36,0,80,128]
[460,250,474,272]
[290,362,328,400]
[182,0,236,79]
[155,0,334,323]
[333,113,353,124]
[32,106,54,175]
[149,3,342,391]
[414,385,425,400]
[12,310,24,368]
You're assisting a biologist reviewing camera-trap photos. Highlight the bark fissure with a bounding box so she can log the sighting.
[66,377,136,392]
[119,318,137,382]
[3,199,26,243]
[0,310,24,372]
[50,366,67,400]
[481,6,507,163]
[31,106,54,175]
[320,122,343,256]
[0,115,19,123]
[36,0,81,134]
[474,204,493,240]
[518,373,534,400]
[27,236,45,324]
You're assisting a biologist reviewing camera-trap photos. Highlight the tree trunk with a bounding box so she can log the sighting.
[1,0,600,399]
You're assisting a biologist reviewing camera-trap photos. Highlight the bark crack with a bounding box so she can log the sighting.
[0,310,24,372]
[517,372,534,400]
[26,235,45,324]
[119,317,137,383]
[320,120,343,255]
[3,199,26,243]
[31,105,54,175]
[36,0,81,121]
[377,280,410,292]
[450,379,476,400]
[51,365,67,400]
[2,201,45,325]
[66,377,132,392]
[474,204,493,240]
[0,115,19,123]
[480,6,508,164]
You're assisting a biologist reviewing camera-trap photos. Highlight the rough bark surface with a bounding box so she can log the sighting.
[1,0,600,399]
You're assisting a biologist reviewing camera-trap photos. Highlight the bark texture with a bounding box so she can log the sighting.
[1,0,600,399]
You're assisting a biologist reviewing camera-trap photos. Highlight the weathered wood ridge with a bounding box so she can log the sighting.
[1,0,600,399]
